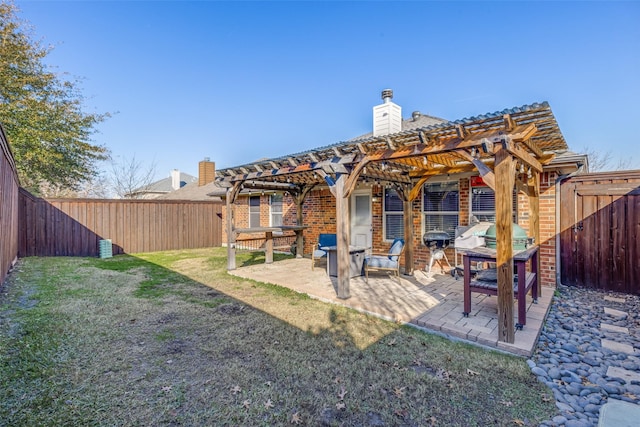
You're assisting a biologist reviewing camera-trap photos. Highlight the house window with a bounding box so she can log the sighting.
[471,185,518,223]
[270,194,283,227]
[423,181,459,240]
[384,188,404,241]
[249,196,260,228]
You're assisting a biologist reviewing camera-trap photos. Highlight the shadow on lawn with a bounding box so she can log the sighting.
[118,248,398,351]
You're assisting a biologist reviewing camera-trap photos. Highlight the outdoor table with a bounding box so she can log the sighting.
[462,245,539,329]
[322,245,367,278]
[234,225,307,263]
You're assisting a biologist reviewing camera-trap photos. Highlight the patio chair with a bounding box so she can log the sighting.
[364,238,405,280]
[311,233,337,270]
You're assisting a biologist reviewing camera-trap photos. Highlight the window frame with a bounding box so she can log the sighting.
[248,195,261,228]
[470,184,518,224]
[383,188,404,242]
[269,193,283,228]
[422,181,460,240]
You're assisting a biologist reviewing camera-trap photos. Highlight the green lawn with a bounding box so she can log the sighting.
[0,248,557,426]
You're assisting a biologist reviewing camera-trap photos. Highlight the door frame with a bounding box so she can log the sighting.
[349,188,372,249]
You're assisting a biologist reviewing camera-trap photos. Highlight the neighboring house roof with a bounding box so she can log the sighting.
[148,172,197,193]
[159,180,222,201]
[128,172,197,198]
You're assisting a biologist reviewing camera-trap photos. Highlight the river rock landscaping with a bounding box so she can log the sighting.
[529,284,640,427]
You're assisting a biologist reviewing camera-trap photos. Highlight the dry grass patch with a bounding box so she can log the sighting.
[0,248,558,426]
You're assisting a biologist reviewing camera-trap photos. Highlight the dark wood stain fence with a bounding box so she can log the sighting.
[0,125,20,283]
[19,190,223,257]
[560,170,640,294]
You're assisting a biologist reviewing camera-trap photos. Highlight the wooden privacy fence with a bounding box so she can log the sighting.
[560,170,640,294]
[19,189,223,257]
[0,125,20,283]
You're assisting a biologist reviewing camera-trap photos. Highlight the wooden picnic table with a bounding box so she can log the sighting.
[234,225,308,263]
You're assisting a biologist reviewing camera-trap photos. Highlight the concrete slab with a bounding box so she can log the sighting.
[606,366,640,384]
[600,323,630,334]
[598,398,640,427]
[604,307,628,318]
[604,296,627,304]
[601,339,637,355]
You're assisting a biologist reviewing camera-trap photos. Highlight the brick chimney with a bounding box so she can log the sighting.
[373,89,402,137]
[198,158,216,186]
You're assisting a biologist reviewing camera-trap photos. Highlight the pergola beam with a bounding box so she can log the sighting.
[342,123,537,167]
[227,154,356,183]
[503,140,543,173]
[454,150,496,191]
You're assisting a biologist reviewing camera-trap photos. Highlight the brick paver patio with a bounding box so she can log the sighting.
[229,257,553,356]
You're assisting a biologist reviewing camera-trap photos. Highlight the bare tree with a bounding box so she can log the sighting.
[36,171,110,198]
[75,172,111,198]
[109,155,157,199]
[580,146,636,172]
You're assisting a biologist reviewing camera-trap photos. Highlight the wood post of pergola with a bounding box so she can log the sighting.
[396,183,419,276]
[225,182,242,271]
[529,172,541,294]
[334,174,351,299]
[495,148,517,343]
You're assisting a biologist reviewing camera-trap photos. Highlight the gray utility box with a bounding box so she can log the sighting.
[326,246,366,278]
[99,239,113,259]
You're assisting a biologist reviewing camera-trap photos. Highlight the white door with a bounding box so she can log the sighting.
[350,190,372,249]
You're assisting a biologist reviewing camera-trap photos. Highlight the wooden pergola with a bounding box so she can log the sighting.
[216,102,568,343]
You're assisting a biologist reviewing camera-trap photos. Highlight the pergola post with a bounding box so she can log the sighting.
[226,187,237,271]
[495,148,516,343]
[529,171,541,294]
[403,198,414,275]
[335,174,351,299]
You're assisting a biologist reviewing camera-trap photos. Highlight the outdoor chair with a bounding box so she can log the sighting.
[311,233,337,270]
[364,238,405,280]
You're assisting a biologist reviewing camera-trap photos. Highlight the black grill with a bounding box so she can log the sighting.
[423,231,452,274]
[423,231,451,250]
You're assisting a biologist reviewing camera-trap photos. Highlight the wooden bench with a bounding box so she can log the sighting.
[463,246,539,330]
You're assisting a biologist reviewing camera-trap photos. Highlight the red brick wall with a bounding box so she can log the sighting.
[301,188,337,255]
[538,171,558,286]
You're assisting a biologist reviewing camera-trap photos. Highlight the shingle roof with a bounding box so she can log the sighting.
[159,180,222,201]
[144,172,197,194]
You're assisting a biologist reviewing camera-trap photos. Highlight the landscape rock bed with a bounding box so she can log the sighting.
[530,284,640,427]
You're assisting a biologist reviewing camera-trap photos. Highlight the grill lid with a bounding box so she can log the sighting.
[423,230,451,249]
[423,231,450,241]
[484,223,527,239]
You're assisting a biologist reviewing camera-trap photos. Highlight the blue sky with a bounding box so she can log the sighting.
[15,1,640,180]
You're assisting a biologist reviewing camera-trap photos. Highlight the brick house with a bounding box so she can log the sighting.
[211,92,586,296]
